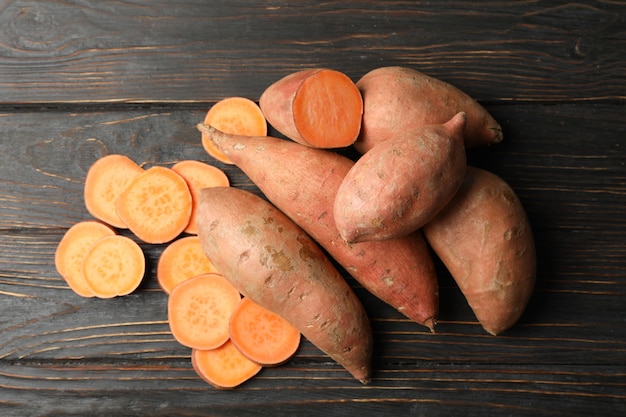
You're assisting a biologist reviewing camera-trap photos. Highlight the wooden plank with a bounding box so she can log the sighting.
[0,1,624,104]
[1,362,625,416]
[1,104,624,231]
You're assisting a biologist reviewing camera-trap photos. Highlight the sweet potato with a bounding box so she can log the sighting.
[334,112,467,243]
[197,123,439,331]
[423,166,536,335]
[259,68,363,148]
[195,186,373,383]
[354,66,502,153]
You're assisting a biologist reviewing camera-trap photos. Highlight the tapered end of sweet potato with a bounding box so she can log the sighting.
[197,123,233,156]
[423,317,436,334]
[197,123,215,139]
[490,124,504,144]
[444,111,467,133]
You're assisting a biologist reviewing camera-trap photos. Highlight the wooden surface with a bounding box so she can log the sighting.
[1,1,625,416]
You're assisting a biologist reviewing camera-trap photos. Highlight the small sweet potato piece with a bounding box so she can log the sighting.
[201,96,268,165]
[191,341,262,390]
[55,220,116,297]
[157,235,220,294]
[354,66,502,153]
[83,154,143,228]
[115,166,192,244]
[229,297,301,367]
[423,166,536,335]
[81,235,145,298]
[334,112,467,243]
[197,123,439,331]
[171,160,230,235]
[196,186,373,383]
[168,272,241,350]
[259,68,363,148]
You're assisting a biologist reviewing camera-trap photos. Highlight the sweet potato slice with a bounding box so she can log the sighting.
[191,341,262,390]
[157,235,220,294]
[81,235,145,298]
[167,273,241,350]
[229,297,301,366]
[196,186,373,383]
[115,166,192,244]
[201,97,267,164]
[83,154,143,228]
[171,160,229,235]
[55,220,116,297]
[423,166,536,335]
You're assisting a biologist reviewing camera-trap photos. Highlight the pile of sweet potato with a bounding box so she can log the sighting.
[196,66,536,384]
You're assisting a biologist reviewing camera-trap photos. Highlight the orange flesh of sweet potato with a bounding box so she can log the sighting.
[196,186,373,383]
[191,341,262,390]
[171,160,230,235]
[83,154,144,228]
[259,68,363,148]
[229,297,301,367]
[197,123,439,331]
[201,97,268,165]
[115,166,192,244]
[354,66,502,153]
[157,235,220,294]
[334,112,467,243]
[167,273,241,350]
[81,235,145,298]
[423,166,536,335]
[55,220,116,297]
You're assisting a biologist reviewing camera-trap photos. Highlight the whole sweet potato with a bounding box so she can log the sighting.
[423,166,536,335]
[198,123,439,331]
[259,68,363,148]
[196,186,373,383]
[354,66,502,153]
[334,112,467,243]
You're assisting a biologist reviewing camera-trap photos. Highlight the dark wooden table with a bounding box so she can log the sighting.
[1,1,625,416]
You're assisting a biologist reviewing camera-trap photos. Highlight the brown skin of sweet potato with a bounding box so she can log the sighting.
[259,69,321,145]
[423,167,536,335]
[354,66,502,154]
[334,112,467,243]
[197,123,439,332]
[196,186,373,383]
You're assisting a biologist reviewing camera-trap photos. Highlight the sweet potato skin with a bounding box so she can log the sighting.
[423,166,536,335]
[259,69,321,145]
[197,124,439,331]
[354,66,502,153]
[196,186,373,383]
[334,112,467,243]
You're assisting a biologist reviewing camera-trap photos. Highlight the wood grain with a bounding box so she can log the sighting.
[0,1,625,416]
[0,1,624,104]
